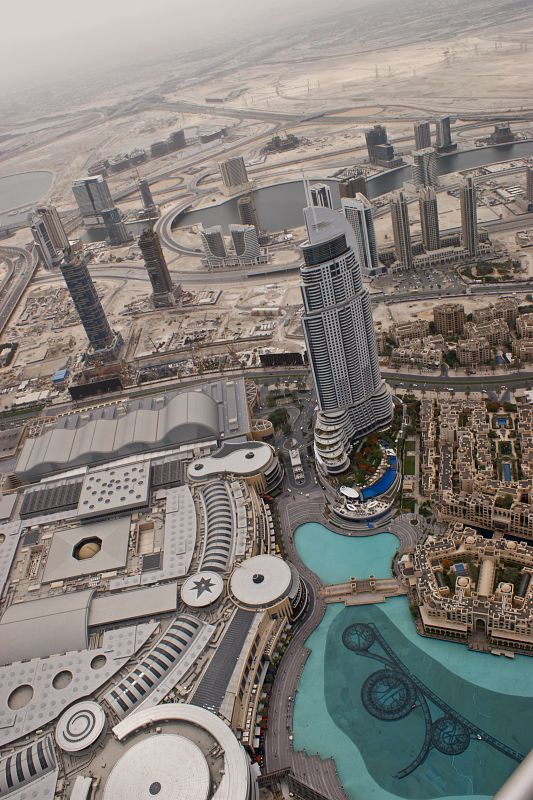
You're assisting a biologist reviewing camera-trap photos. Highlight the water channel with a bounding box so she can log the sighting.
[176,141,533,233]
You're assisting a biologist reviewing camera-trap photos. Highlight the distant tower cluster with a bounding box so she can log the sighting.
[138,228,180,307]
[390,191,413,270]
[419,187,440,251]
[460,176,479,257]
[414,120,432,151]
[412,148,438,188]
[219,156,251,194]
[30,205,69,269]
[309,183,333,209]
[72,175,129,245]
[341,195,381,278]
[60,248,122,360]
[300,204,392,475]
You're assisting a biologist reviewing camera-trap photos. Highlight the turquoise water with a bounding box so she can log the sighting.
[293,523,533,799]
[294,522,399,584]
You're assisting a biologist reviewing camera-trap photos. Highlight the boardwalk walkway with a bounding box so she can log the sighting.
[320,577,407,605]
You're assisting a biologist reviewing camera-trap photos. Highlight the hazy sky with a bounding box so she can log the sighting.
[1,0,325,89]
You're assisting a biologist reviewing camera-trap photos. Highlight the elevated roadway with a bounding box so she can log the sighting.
[0,244,38,334]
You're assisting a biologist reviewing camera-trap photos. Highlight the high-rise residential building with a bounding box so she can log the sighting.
[300,205,393,475]
[434,303,465,336]
[31,215,62,269]
[138,228,177,307]
[229,224,261,260]
[138,179,155,212]
[201,226,228,266]
[72,175,114,221]
[339,174,367,199]
[365,124,388,163]
[460,176,479,257]
[341,195,380,278]
[390,191,413,269]
[237,194,260,230]
[412,148,438,188]
[436,115,453,150]
[72,175,128,244]
[219,156,250,193]
[101,208,129,246]
[526,165,533,207]
[419,187,440,251]
[310,183,333,209]
[31,205,69,268]
[60,248,120,357]
[35,206,69,252]
[414,120,432,151]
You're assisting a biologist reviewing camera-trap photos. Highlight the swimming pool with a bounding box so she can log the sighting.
[502,462,512,482]
[292,523,533,799]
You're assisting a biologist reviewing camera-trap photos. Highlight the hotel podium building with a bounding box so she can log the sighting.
[300,206,393,474]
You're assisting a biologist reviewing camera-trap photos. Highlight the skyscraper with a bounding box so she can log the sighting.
[229,224,261,260]
[390,192,413,269]
[237,194,260,230]
[31,205,69,269]
[219,156,250,192]
[72,175,114,220]
[414,120,432,151]
[35,206,69,252]
[526,165,533,208]
[436,115,453,150]
[201,226,228,266]
[412,148,438,188]
[341,195,380,277]
[138,179,156,212]
[138,228,177,307]
[72,175,128,244]
[339,174,367,199]
[419,187,440,251]
[101,208,129,246]
[31,215,62,269]
[310,183,333,209]
[60,248,119,357]
[460,176,479,257]
[300,206,393,475]
[365,124,388,163]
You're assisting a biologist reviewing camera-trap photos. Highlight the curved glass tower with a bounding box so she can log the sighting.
[300,206,393,474]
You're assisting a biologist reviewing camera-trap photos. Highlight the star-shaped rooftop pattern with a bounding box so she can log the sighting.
[192,576,215,597]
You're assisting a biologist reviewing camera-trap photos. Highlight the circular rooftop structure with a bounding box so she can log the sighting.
[230,554,293,609]
[104,704,254,800]
[55,701,106,753]
[103,734,210,800]
[181,571,224,608]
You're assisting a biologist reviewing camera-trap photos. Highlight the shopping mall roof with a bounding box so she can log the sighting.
[188,441,273,481]
[16,380,250,482]
[230,554,293,608]
[0,590,92,664]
